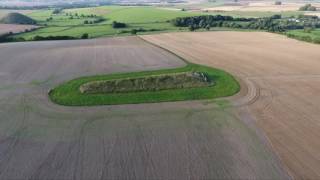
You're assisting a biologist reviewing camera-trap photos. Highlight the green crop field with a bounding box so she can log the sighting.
[103,7,198,23]
[13,6,201,40]
[14,22,185,39]
[27,9,100,26]
[66,6,200,23]
[287,29,320,44]
[9,5,305,41]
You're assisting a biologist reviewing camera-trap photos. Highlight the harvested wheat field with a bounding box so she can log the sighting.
[0,36,289,179]
[0,24,37,35]
[305,12,320,17]
[203,2,320,12]
[142,31,320,179]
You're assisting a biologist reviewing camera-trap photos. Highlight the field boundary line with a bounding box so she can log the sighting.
[137,35,189,65]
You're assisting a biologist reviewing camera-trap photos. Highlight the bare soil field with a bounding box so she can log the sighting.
[142,31,320,179]
[0,24,37,35]
[0,36,288,179]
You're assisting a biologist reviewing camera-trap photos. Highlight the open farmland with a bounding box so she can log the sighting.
[64,6,199,23]
[14,6,200,40]
[0,36,289,179]
[198,1,318,18]
[142,31,320,179]
[7,5,313,41]
[202,2,320,12]
[0,24,37,35]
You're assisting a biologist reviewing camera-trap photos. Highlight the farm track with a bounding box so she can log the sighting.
[0,35,289,179]
[142,31,320,179]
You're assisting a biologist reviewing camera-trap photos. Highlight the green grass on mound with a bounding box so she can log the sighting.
[49,63,240,106]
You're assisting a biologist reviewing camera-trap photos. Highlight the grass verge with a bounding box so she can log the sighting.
[286,29,320,44]
[49,63,240,106]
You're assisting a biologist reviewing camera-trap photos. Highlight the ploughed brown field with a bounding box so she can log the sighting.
[0,24,37,35]
[0,36,289,179]
[142,31,320,179]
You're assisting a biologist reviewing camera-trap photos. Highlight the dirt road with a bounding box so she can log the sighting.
[0,36,288,179]
[142,31,320,179]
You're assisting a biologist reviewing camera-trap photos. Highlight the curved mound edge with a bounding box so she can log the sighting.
[49,63,240,106]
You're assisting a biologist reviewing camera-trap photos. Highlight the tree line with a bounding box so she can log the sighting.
[171,15,320,32]
[0,33,89,43]
[299,4,317,11]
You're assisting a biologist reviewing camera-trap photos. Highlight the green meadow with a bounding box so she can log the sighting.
[286,29,320,44]
[14,6,200,39]
[12,5,304,40]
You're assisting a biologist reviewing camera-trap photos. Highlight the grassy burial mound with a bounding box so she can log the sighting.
[49,63,239,106]
[0,13,37,25]
[80,72,213,94]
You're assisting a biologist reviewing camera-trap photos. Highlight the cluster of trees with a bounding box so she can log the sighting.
[0,33,89,43]
[130,28,160,34]
[46,17,53,22]
[64,12,102,24]
[112,21,127,28]
[81,33,89,39]
[172,15,283,32]
[299,4,317,11]
[0,33,12,42]
[48,11,104,24]
[33,33,89,41]
[33,35,76,41]
[274,1,282,5]
[84,18,104,24]
[172,15,252,27]
[0,33,25,43]
[171,14,320,32]
[66,13,97,18]
[52,9,63,14]
[246,17,288,32]
[118,28,161,35]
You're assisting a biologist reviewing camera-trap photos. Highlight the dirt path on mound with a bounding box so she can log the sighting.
[142,31,320,179]
[0,36,289,179]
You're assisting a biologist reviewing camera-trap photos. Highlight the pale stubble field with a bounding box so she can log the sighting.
[142,31,320,179]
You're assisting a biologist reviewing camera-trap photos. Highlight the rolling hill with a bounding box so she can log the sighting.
[0,12,37,25]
